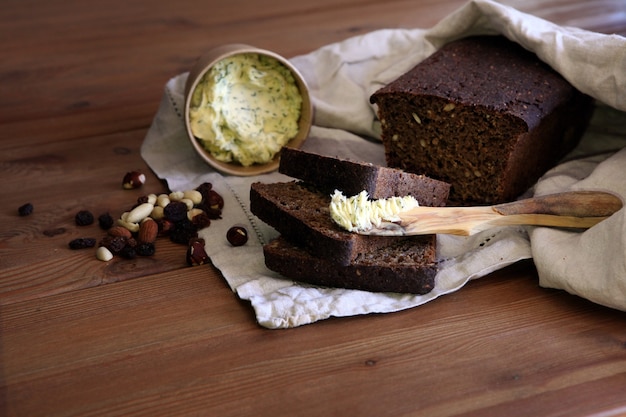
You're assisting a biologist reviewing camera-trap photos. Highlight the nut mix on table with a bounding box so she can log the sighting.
[17,171,248,266]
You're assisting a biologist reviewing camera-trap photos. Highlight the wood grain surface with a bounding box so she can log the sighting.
[1,0,625,416]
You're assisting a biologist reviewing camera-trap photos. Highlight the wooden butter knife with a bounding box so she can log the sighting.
[355,190,623,236]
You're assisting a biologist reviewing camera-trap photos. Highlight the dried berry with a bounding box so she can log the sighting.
[138,218,158,243]
[169,228,198,245]
[18,203,34,216]
[99,236,128,253]
[119,245,137,259]
[163,201,188,222]
[190,212,211,229]
[195,182,213,199]
[207,190,224,210]
[69,237,97,250]
[98,213,114,230]
[136,242,156,256]
[75,210,94,226]
[136,195,150,205]
[227,226,248,246]
[156,218,175,236]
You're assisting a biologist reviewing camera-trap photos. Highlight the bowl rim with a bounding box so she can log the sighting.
[183,44,313,177]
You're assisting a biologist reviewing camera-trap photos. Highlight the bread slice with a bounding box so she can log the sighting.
[264,236,437,294]
[279,147,450,204]
[250,181,411,266]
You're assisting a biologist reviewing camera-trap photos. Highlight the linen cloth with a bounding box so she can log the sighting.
[141,0,626,328]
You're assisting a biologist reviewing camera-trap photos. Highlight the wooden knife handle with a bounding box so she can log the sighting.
[493,191,623,217]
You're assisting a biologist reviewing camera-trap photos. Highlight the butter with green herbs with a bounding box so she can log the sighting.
[189,53,302,166]
[330,190,419,232]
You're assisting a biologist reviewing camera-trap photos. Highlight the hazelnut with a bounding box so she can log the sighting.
[226,226,248,247]
[186,238,209,266]
[122,171,146,189]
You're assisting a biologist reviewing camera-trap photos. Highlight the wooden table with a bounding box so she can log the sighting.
[2,0,625,416]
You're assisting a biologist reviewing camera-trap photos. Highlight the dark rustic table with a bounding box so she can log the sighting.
[1,0,625,415]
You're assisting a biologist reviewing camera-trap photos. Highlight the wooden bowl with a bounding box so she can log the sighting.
[184,44,313,176]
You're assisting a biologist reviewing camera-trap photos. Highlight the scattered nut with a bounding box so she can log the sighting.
[145,194,157,205]
[122,171,146,189]
[190,212,211,229]
[150,205,164,220]
[125,202,154,224]
[187,208,205,221]
[116,218,140,233]
[18,203,34,216]
[96,246,114,262]
[183,190,203,205]
[226,226,248,246]
[138,218,158,244]
[168,191,185,202]
[108,226,132,239]
[186,238,209,266]
[156,194,170,208]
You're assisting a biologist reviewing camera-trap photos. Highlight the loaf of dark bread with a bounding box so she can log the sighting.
[250,181,415,266]
[370,35,594,205]
[264,236,437,295]
[279,147,450,204]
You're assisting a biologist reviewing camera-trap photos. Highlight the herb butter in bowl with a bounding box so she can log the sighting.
[184,44,313,176]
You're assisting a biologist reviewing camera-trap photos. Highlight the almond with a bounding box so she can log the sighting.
[138,218,158,244]
[108,225,132,239]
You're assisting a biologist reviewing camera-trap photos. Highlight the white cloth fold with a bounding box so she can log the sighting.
[141,0,626,328]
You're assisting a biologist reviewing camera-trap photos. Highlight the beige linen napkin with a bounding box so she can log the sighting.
[141,0,626,328]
